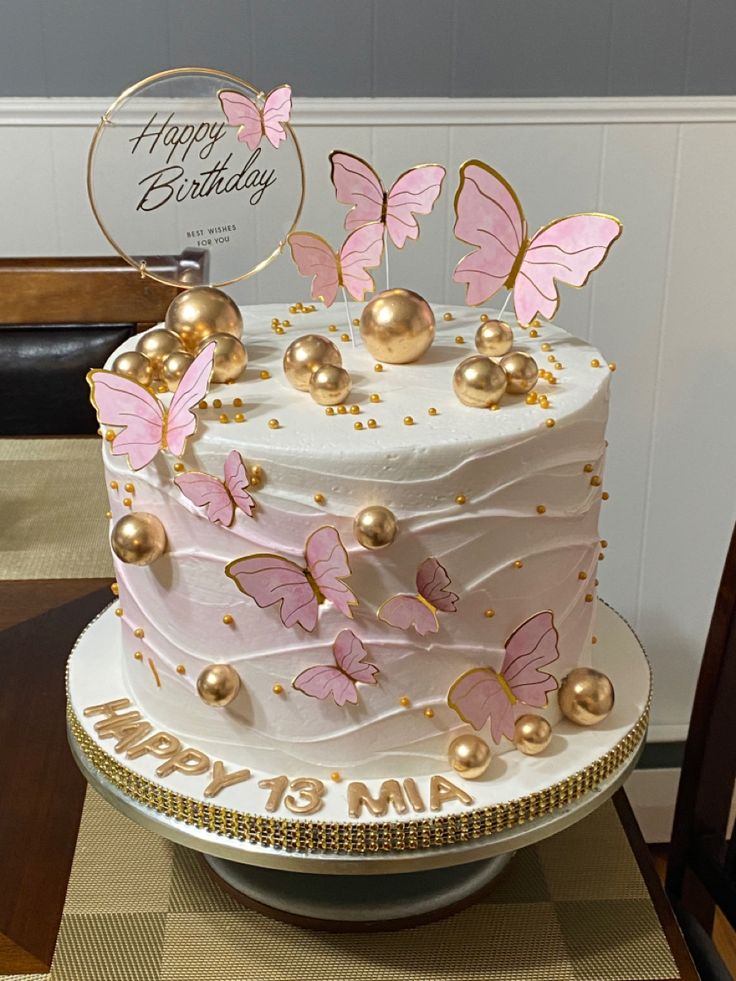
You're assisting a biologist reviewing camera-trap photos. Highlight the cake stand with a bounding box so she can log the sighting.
[67,600,650,929]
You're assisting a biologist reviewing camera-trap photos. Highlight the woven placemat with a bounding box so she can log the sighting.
[8,789,678,981]
[0,439,111,580]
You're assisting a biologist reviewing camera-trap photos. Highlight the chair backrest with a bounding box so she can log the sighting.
[666,521,736,934]
[0,251,208,436]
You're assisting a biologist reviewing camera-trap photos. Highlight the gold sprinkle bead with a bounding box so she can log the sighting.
[331,771,342,782]
[134,627,145,638]
[105,430,115,442]
[424,708,435,719]
[325,407,335,416]
[282,320,291,327]
[529,328,539,337]
[367,418,378,429]
[584,464,593,473]
[526,392,538,405]
[490,403,499,410]
[251,465,263,484]
[602,491,610,500]
[110,582,119,596]
[455,335,465,344]
[173,462,185,473]
[480,313,489,322]
[455,494,466,505]
[157,384,168,393]
[403,416,414,426]
[110,480,118,490]
[591,359,601,368]
[592,636,598,644]
[115,607,123,617]
[541,343,551,352]
[271,318,280,327]
[105,510,112,519]
[219,413,229,424]
[289,305,297,314]
[547,355,556,364]
[354,421,364,430]
[484,609,495,619]
[134,651,143,661]
[545,419,556,428]
[608,362,617,371]
[337,405,347,415]
[340,333,350,342]
[374,363,383,372]
[554,362,563,370]
[514,560,523,569]
[590,475,602,486]
[275,326,285,335]
[260,370,271,380]
[352,318,360,326]
[443,312,453,321]
[223,614,234,625]
[400,696,410,707]
[599,552,605,560]
[122,497,132,507]
[233,397,243,407]
[268,419,280,429]
[601,539,608,548]
[578,571,587,580]
[176,664,186,675]
[124,483,134,493]
[536,505,546,514]
[328,324,337,332]
[370,393,380,403]
[428,406,438,416]
[273,684,284,695]
[198,400,208,409]
[213,398,222,409]
[349,405,360,415]
[585,594,594,603]
[314,493,325,504]
[234,413,245,423]
[548,376,557,385]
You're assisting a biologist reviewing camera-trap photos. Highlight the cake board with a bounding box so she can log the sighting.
[67,599,649,928]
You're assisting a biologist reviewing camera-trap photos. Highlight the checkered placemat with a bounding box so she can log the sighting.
[10,789,678,981]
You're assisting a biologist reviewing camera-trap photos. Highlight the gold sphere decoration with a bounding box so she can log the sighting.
[196,663,241,707]
[453,355,508,407]
[283,334,342,391]
[199,333,247,384]
[309,364,352,406]
[558,667,615,726]
[110,512,167,566]
[161,350,195,392]
[500,351,539,394]
[135,328,183,371]
[353,505,398,550]
[112,350,153,386]
[448,734,492,780]
[475,320,514,357]
[513,714,553,755]
[360,288,435,364]
[165,286,243,351]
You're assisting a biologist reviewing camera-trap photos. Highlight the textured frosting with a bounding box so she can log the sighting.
[102,302,610,780]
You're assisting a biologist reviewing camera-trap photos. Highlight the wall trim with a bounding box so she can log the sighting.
[1,95,735,128]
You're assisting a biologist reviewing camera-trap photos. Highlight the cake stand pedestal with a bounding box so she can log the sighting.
[67,600,649,930]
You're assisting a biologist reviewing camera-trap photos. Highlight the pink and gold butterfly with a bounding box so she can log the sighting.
[377,557,458,637]
[218,85,292,151]
[293,629,378,706]
[175,450,254,527]
[448,611,559,744]
[287,224,384,308]
[453,160,622,327]
[225,526,357,632]
[330,151,446,249]
[87,343,215,472]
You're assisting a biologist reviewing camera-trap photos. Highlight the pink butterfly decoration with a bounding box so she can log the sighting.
[87,343,215,472]
[293,629,378,706]
[447,611,560,744]
[453,160,622,326]
[175,450,254,527]
[218,85,292,152]
[287,224,385,307]
[330,151,446,249]
[225,526,357,632]
[377,557,458,637]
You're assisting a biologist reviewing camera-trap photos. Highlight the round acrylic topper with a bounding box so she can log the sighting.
[87,68,304,288]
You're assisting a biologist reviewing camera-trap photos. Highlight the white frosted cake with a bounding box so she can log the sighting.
[98,303,610,784]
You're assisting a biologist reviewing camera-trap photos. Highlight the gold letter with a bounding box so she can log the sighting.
[204,760,252,798]
[429,775,474,811]
[285,778,325,815]
[156,747,211,778]
[83,698,132,718]
[347,780,408,818]
[126,732,181,760]
[258,775,289,812]
[402,777,426,812]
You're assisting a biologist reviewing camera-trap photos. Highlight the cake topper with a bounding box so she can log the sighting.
[218,85,292,152]
[87,342,215,471]
[330,151,446,288]
[378,557,458,636]
[225,526,357,632]
[447,611,559,743]
[453,160,622,327]
[175,450,255,526]
[293,629,378,706]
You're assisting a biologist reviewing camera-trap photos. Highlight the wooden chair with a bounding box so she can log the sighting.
[666,520,736,979]
[0,251,209,436]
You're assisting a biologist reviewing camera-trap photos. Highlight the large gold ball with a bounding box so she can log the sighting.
[112,350,153,386]
[309,364,352,405]
[165,286,243,351]
[353,505,398,549]
[360,288,435,364]
[558,667,615,726]
[199,333,248,383]
[135,329,183,371]
[283,335,341,391]
[161,350,195,392]
[513,714,553,755]
[475,320,514,357]
[196,663,241,707]
[500,351,539,394]
[448,734,492,780]
[110,512,167,566]
[453,355,508,407]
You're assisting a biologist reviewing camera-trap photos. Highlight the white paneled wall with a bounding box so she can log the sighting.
[2,96,735,741]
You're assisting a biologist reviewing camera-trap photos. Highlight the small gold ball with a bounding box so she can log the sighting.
[592,635,598,644]
[124,483,134,493]
[602,491,609,500]
[273,683,284,695]
[500,351,539,394]
[536,505,546,514]
[352,318,360,326]
[165,287,242,351]
[443,311,454,321]
[105,430,115,442]
[374,363,383,372]
[325,407,334,416]
[219,413,229,424]
[601,539,608,548]
[554,362,563,370]
[272,319,280,327]
[110,512,166,566]
[526,392,538,405]
[455,335,465,344]
[399,696,410,707]
[282,320,291,328]
[133,627,144,638]
[161,350,195,392]
[484,609,495,618]
[222,614,234,625]
[590,475,602,486]
[529,328,539,338]
[424,708,435,719]
[480,313,489,322]
[403,415,414,426]
[455,494,466,505]
[234,413,245,423]
[546,418,556,428]
[199,400,208,409]
[453,355,507,408]
[110,582,119,596]
[309,363,352,405]
[369,393,380,403]
[260,370,271,380]
[340,333,350,342]
[330,771,342,782]
[428,406,438,416]
[313,493,325,504]
[268,418,280,429]
[105,510,112,519]
[110,480,118,490]
[337,405,347,414]
[475,319,514,357]
[578,571,587,580]
[513,714,552,755]
[354,421,364,430]
[360,288,435,363]
[367,418,377,428]
[289,305,297,314]
[541,343,551,352]
[448,734,492,780]
[176,664,186,674]
[514,560,523,569]
[200,333,247,384]
[133,651,143,661]
[274,326,285,335]
[173,463,185,473]
[585,593,594,602]
[283,334,342,391]
[584,463,593,473]
[112,350,153,386]
[115,607,123,617]
[558,667,615,726]
[135,328,183,370]
[328,324,337,332]
[213,398,222,408]
[232,397,243,407]
[591,358,601,368]
[349,404,360,415]
[196,664,241,707]
[353,505,398,550]
[251,465,263,484]
[608,362,617,371]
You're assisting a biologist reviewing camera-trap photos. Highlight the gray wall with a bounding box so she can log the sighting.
[2,0,736,98]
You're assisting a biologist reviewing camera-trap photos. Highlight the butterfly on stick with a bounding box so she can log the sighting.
[218,85,292,152]
[287,223,385,310]
[293,630,378,706]
[175,450,255,527]
[377,557,458,637]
